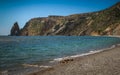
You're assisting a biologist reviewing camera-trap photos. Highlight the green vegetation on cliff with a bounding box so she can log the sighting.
[10,2,120,36]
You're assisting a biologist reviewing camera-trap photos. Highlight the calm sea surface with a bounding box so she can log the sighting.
[0,36,120,74]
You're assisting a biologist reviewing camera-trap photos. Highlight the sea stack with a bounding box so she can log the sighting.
[10,22,20,36]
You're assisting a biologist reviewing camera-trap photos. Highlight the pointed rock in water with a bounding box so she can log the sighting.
[10,22,20,36]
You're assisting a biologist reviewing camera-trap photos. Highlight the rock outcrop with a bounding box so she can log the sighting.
[10,22,20,36]
[11,2,120,36]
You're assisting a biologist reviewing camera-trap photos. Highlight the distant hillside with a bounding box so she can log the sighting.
[10,2,120,36]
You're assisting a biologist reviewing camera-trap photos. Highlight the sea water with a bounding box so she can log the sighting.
[0,36,120,74]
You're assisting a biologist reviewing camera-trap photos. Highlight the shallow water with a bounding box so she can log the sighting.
[0,36,120,74]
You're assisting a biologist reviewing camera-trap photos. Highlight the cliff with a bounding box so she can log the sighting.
[10,2,120,36]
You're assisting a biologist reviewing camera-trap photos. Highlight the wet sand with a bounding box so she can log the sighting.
[28,45,120,75]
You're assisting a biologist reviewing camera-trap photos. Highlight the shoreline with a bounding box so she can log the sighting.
[51,44,117,63]
[1,44,119,75]
[0,36,120,75]
[28,43,120,75]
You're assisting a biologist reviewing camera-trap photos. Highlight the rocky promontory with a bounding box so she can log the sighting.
[10,2,120,36]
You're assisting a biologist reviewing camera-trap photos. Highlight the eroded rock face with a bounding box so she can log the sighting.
[10,22,20,36]
[10,2,120,36]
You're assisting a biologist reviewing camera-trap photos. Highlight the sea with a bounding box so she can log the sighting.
[0,36,120,75]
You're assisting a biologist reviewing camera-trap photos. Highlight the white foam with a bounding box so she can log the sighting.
[22,64,39,67]
[52,50,102,62]
[70,50,102,59]
[51,44,120,63]
[53,56,70,62]
[117,44,120,46]
[22,64,52,69]
[39,65,51,68]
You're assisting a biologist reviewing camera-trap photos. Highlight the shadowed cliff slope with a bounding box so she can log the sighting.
[11,2,120,36]
[10,22,20,36]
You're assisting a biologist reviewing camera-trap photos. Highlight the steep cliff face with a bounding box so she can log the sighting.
[10,22,20,36]
[17,2,120,36]
[20,16,65,36]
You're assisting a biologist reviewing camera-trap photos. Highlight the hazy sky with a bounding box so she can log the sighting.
[0,0,119,35]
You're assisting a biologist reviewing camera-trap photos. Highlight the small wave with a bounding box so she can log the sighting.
[51,50,102,62]
[22,64,51,68]
[22,64,39,67]
[51,44,120,63]
[39,65,52,68]
[116,44,120,46]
